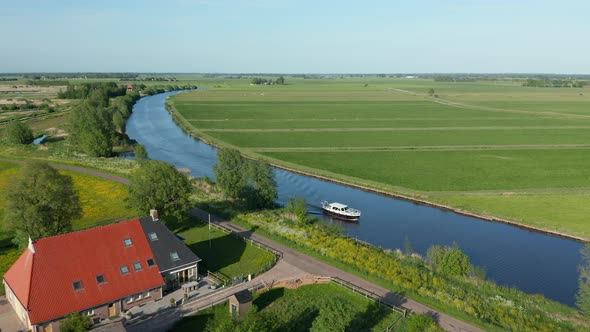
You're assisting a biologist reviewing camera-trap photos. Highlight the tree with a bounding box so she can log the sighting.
[576,244,590,317]
[275,76,285,85]
[113,111,126,133]
[135,144,148,159]
[128,160,192,221]
[60,312,92,332]
[428,88,435,96]
[440,247,471,276]
[5,121,34,144]
[244,160,277,209]
[68,105,115,157]
[4,162,82,248]
[214,148,246,198]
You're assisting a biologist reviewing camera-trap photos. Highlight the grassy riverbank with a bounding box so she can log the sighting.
[169,77,590,240]
[192,178,588,331]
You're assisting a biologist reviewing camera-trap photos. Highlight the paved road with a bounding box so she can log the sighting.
[0,159,482,331]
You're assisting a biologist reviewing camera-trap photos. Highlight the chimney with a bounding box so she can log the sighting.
[28,236,36,254]
[150,209,159,221]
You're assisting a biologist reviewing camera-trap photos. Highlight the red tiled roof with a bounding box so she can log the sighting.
[3,219,164,324]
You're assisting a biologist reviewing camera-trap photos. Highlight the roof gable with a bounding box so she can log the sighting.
[12,219,164,324]
[4,248,34,308]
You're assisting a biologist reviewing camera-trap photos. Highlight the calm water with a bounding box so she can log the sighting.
[126,91,582,306]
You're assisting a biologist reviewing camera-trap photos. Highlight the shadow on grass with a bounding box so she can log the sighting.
[188,233,246,274]
[173,313,214,331]
[345,300,395,332]
[275,308,319,332]
[253,288,285,311]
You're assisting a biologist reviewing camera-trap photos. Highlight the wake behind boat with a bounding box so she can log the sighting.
[321,201,361,221]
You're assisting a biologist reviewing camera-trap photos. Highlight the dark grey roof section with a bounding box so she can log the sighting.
[233,289,253,303]
[139,217,201,273]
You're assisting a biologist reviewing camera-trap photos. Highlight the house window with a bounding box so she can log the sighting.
[127,296,134,303]
[148,232,158,241]
[170,252,180,261]
[123,238,133,246]
[144,290,150,298]
[147,258,156,267]
[85,309,94,316]
[133,262,142,271]
[73,280,83,291]
[120,265,130,275]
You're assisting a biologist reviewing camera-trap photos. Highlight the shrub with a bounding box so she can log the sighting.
[5,121,34,144]
[406,314,436,332]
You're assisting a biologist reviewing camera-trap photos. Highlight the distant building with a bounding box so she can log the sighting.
[3,210,200,332]
[126,84,134,91]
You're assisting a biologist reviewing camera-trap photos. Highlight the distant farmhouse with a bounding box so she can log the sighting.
[3,210,201,332]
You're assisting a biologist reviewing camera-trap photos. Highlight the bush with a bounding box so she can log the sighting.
[5,121,34,144]
[406,314,437,332]
[60,312,92,332]
[286,196,308,223]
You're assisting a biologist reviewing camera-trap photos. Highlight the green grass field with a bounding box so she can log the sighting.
[170,77,590,239]
[171,283,406,332]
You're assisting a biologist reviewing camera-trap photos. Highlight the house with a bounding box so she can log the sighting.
[126,84,134,91]
[3,210,201,332]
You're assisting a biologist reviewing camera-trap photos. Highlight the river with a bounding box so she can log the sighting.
[126,90,582,306]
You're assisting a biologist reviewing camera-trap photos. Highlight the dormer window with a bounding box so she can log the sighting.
[123,238,133,247]
[148,232,158,241]
[96,274,106,284]
[120,265,130,275]
[147,258,155,267]
[73,280,83,291]
[170,252,180,261]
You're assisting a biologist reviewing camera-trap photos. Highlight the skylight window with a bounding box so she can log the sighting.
[148,232,158,241]
[96,274,106,284]
[133,262,142,271]
[120,265,130,275]
[123,238,133,246]
[170,252,180,261]
[147,258,155,267]
[73,280,83,291]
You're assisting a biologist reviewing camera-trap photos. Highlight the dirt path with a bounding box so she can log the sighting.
[0,158,130,185]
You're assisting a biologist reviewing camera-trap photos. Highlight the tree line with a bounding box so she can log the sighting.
[251,76,285,85]
[523,79,586,88]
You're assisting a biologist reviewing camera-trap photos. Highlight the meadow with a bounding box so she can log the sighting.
[170,77,590,239]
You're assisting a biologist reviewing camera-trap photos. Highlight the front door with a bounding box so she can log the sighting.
[108,303,116,317]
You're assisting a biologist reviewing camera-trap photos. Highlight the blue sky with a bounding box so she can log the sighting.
[1,0,589,73]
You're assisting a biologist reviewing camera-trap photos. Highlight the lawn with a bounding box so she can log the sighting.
[170,78,590,239]
[171,283,405,332]
[179,221,276,280]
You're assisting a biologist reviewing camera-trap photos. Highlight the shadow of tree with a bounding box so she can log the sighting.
[253,287,285,311]
[346,301,395,332]
[273,308,319,332]
[188,233,246,275]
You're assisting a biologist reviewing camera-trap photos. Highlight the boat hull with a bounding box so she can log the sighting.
[321,208,360,221]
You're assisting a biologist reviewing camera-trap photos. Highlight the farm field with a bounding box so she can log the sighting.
[170,77,590,239]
